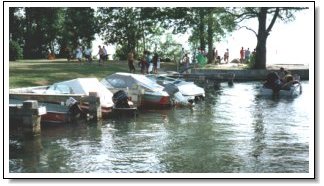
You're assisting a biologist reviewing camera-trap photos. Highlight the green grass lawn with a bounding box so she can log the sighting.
[9,59,128,88]
[9,59,178,88]
[9,58,249,89]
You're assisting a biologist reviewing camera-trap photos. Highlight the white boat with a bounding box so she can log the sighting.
[101,73,194,108]
[259,81,302,97]
[146,74,205,101]
[45,78,114,108]
[10,78,136,124]
[101,73,171,108]
[45,78,137,117]
[259,72,303,98]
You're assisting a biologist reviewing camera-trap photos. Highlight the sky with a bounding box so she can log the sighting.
[93,7,314,65]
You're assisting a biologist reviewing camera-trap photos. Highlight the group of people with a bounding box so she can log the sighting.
[240,47,256,63]
[210,47,257,64]
[64,45,108,65]
[212,48,229,64]
[128,50,160,74]
[96,45,108,65]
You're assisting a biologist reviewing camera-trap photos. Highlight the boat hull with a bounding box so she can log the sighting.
[259,83,302,97]
[141,93,171,108]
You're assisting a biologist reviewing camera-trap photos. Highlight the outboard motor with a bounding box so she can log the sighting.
[113,90,130,108]
[66,97,84,118]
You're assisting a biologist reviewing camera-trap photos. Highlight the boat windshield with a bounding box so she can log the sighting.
[105,74,164,91]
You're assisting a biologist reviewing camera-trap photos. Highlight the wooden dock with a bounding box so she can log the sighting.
[10,100,46,137]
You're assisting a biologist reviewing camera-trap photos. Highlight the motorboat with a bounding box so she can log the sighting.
[259,72,302,98]
[10,78,136,124]
[101,73,172,108]
[146,74,205,102]
[259,81,302,97]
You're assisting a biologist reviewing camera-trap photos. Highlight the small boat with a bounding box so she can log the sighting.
[146,74,205,101]
[259,72,302,98]
[10,78,136,124]
[101,73,171,108]
[259,81,302,97]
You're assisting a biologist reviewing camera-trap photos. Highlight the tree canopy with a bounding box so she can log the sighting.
[227,7,308,69]
[9,6,307,69]
[10,7,98,59]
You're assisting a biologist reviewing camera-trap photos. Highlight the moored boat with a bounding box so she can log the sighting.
[146,74,205,102]
[101,73,172,108]
[10,78,136,124]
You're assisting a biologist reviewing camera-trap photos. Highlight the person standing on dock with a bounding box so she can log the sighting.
[240,47,245,63]
[224,49,229,63]
[182,53,190,74]
[245,48,250,63]
[213,47,219,64]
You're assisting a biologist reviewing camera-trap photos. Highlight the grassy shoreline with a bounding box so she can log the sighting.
[9,59,309,88]
[9,59,178,88]
[9,59,127,88]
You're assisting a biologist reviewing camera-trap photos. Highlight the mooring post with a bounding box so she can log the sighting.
[88,92,101,120]
[20,100,46,136]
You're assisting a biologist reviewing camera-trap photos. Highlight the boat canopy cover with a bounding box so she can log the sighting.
[147,74,205,96]
[101,72,164,92]
[45,78,114,107]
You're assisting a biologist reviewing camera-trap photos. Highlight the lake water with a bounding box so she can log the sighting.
[8,81,313,177]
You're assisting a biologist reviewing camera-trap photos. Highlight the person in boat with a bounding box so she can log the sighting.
[264,71,301,93]
[264,72,282,93]
[280,73,301,91]
[278,67,285,80]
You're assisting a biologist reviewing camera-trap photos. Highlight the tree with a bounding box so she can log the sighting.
[230,7,307,69]
[161,7,235,63]
[97,7,163,60]
[9,7,98,59]
[23,7,62,58]
[9,7,24,43]
[205,8,235,63]
[9,7,25,60]
[59,7,98,54]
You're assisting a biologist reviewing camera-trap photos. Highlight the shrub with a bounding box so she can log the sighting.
[9,40,23,61]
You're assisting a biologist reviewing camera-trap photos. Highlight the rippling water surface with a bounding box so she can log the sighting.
[9,81,312,174]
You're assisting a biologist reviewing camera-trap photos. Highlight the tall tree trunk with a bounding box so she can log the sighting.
[254,8,268,69]
[198,9,205,50]
[254,7,279,69]
[140,20,146,52]
[207,11,214,64]
[24,8,33,59]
